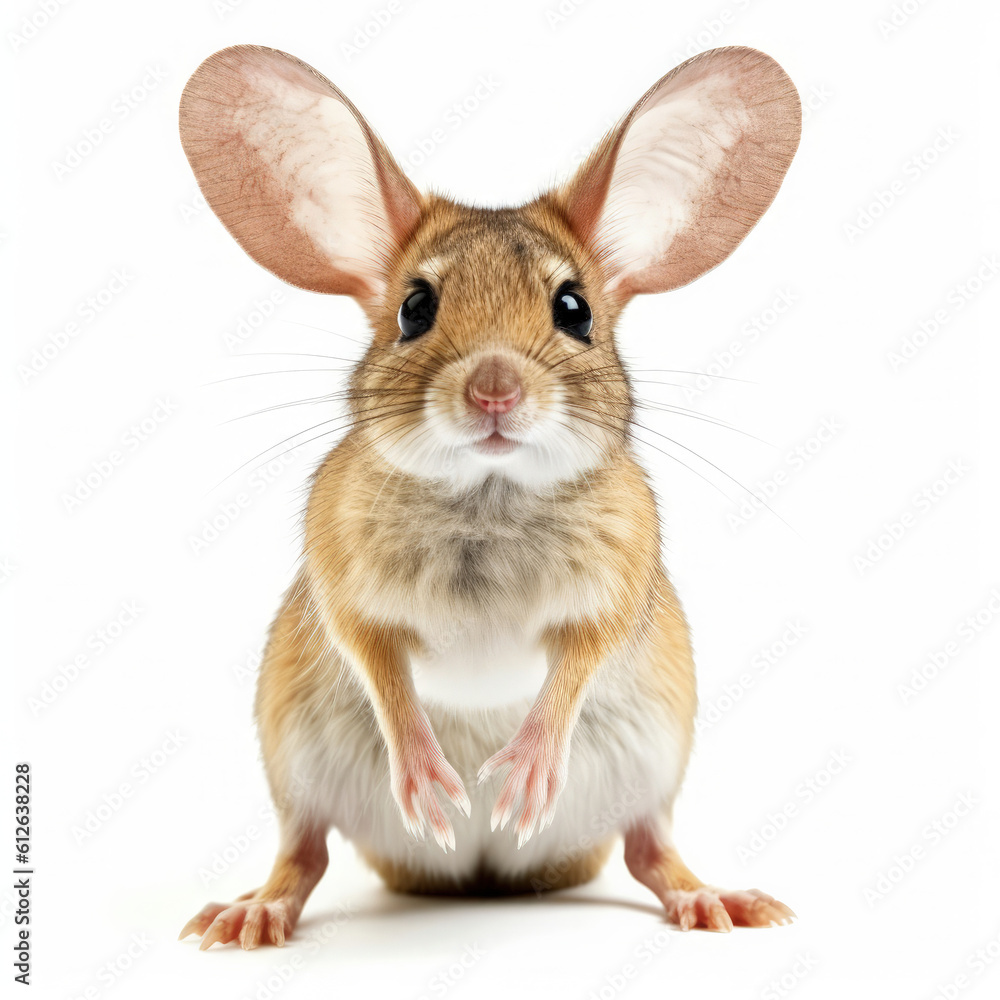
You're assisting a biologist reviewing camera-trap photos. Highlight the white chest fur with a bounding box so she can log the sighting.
[410,625,549,709]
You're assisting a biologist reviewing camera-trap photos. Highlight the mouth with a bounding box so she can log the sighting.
[471,430,519,456]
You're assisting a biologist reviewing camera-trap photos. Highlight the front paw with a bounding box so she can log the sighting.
[390,731,471,853]
[478,721,568,848]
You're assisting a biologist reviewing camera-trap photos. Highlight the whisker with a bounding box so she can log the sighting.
[203,367,353,386]
[223,390,429,424]
[206,401,424,496]
[627,378,691,391]
[559,372,691,392]
[235,351,365,362]
[562,406,745,506]
[565,403,797,534]
[628,368,754,384]
[422,323,464,365]
[238,343,443,382]
[544,342,607,371]
[222,392,343,423]
[635,400,772,445]
[277,319,365,345]
[204,349,442,388]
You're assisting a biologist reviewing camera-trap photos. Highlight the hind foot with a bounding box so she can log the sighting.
[625,819,795,932]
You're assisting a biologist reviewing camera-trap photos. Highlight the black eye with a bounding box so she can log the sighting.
[553,283,592,343]
[397,282,437,341]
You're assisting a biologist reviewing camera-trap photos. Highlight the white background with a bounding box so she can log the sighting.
[5,0,999,998]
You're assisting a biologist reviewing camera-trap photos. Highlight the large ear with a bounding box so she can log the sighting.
[179,45,422,302]
[553,46,801,299]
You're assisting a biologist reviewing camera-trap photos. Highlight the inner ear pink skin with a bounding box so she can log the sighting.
[178,44,422,304]
[555,46,801,301]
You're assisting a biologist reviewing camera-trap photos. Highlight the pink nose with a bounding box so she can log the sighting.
[468,359,522,414]
[471,385,520,414]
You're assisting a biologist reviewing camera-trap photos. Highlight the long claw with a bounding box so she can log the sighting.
[178,917,203,941]
[179,902,224,940]
[390,741,469,849]
[199,917,231,951]
[482,727,567,842]
[516,820,536,849]
[497,796,516,832]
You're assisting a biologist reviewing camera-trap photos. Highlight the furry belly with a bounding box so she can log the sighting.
[290,664,684,892]
[410,631,548,708]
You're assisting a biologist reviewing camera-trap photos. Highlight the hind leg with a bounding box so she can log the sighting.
[179,819,329,950]
[624,817,795,932]
[181,580,334,950]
